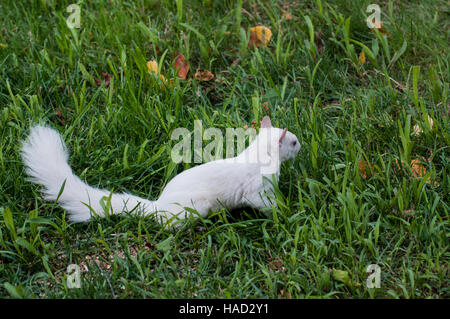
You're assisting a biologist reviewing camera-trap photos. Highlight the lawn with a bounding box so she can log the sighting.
[0,0,448,298]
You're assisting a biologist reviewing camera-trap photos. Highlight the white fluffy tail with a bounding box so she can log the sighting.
[21,126,155,222]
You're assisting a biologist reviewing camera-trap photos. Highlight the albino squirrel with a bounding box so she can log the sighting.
[21,116,300,228]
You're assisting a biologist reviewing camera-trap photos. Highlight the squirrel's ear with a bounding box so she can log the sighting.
[260,116,272,128]
[279,128,287,144]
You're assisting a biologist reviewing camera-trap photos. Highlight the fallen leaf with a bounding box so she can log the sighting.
[371,21,391,37]
[280,289,291,298]
[146,60,158,73]
[393,158,404,173]
[410,159,427,178]
[102,72,111,87]
[268,257,285,271]
[282,12,292,20]
[315,30,325,55]
[396,158,439,186]
[262,101,271,113]
[402,205,416,218]
[146,60,169,84]
[174,53,189,79]
[358,160,374,179]
[249,26,272,48]
[358,50,366,66]
[395,83,407,91]
[56,109,65,125]
[95,72,112,88]
[194,68,214,81]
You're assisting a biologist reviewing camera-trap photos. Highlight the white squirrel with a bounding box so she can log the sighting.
[21,116,300,228]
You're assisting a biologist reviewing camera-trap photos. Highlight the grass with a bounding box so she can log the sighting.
[0,0,448,298]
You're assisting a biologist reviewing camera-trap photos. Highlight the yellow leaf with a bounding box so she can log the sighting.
[249,26,272,48]
[146,60,168,84]
[358,50,366,66]
[410,159,439,185]
[410,159,426,178]
[146,60,158,73]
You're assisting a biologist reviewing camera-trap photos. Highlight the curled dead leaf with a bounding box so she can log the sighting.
[358,160,374,179]
[268,257,285,271]
[194,68,214,82]
[282,12,292,20]
[174,53,189,79]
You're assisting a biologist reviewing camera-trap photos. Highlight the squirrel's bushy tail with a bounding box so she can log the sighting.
[21,126,154,222]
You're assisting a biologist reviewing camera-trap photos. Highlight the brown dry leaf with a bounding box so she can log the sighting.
[174,53,189,79]
[358,160,374,179]
[194,68,214,81]
[315,30,325,55]
[268,257,285,271]
[371,21,392,37]
[393,158,404,172]
[280,289,291,299]
[95,72,112,88]
[358,50,366,66]
[249,26,272,48]
[56,109,65,125]
[282,12,292,20]
[402,205,416,218]
[102,72,112,88]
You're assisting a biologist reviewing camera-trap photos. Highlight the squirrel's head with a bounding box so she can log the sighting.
[259,116,300,162]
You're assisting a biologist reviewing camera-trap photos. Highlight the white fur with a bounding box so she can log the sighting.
[21,121,300,228]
